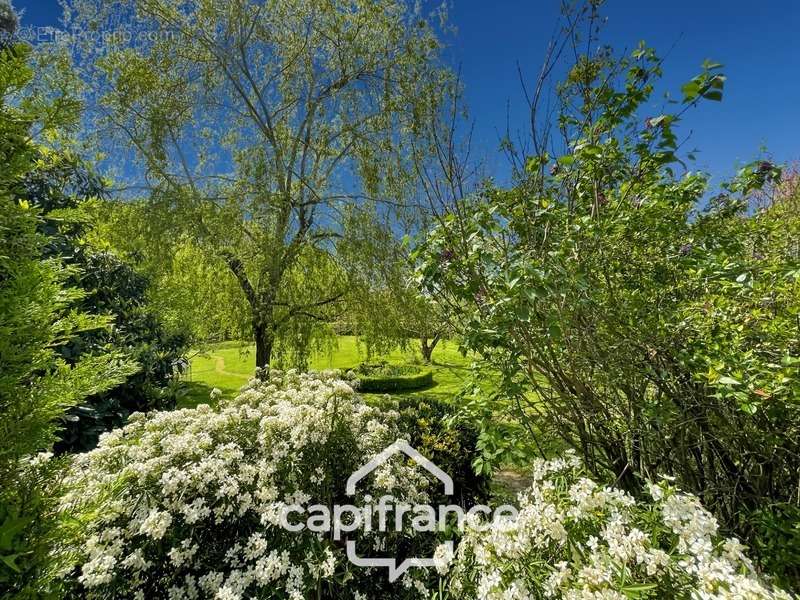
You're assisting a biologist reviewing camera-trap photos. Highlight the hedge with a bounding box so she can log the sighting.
[356,369,434,393]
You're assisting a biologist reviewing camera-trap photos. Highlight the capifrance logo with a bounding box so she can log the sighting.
[277,439,518,582]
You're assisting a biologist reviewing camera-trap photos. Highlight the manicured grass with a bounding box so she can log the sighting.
[178,336,474,408]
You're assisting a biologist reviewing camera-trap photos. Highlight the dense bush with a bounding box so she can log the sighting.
[0,33,134,597]
[17,150,190,452]
[62,371,454,599]
[416,21,800,587]
[377,395,491,509]
[60,379,795,599]
[55,251,189,452]
[349,363,434,393]
[443,453,793,599]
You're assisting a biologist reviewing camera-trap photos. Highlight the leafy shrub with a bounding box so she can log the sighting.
[750,503,800,588]
[62,371,452,599]
[377,395,491,509]
[415,12,800,585]
[349,362,434,392]
[54,251,190,452]
[0,454,76,598]
[355,363,420,378]
[0,37,134,597]
[18,151,190,452]
[443,453,793,599]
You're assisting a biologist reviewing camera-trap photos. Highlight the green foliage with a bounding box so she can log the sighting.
[65,0,455,369]
[415,11,800,587]
[56,253,190,452]
[17,151,190,452]
[355,363,423,378]
[750,502,800,586]
[0,38,135,597]
[339,209,452,362]
[87,202,251,343]
[350,363,434,393]
[379,395,491,509]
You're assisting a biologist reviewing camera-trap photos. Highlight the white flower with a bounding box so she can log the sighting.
[215,584,239,600]
[31,451,54,466]
[79,554,116,588]
[433,543,454,575]
[648,481,664,501]
[448,455,789,600]
[544,561,570,597]
[139,509,172,540]
[168,539,199,568]
[64,370,436,598]
[121,549,150,572]
[332,380,354,396]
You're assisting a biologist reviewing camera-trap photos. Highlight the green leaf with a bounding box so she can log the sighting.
[622,583,658,597]
[681,80,701,101]
[739,402,759,415]
[581,145,602,158]
[0,553,23,573]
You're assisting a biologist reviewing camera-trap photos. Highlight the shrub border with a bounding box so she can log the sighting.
[356,369,434,393]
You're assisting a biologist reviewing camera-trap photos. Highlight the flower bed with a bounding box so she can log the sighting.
[57,372,793,599]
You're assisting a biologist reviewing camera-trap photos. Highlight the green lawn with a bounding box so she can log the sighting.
[178,336,474,408]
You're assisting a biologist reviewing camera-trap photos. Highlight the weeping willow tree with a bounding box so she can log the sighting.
[63,0,453,367]
[337,207,452,363]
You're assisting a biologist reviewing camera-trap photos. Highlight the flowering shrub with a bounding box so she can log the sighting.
[443,452,794,599]
[60,374,793,599]
[62,370,443,599]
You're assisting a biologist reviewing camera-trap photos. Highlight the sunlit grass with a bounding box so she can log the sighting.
[178,335,474,408]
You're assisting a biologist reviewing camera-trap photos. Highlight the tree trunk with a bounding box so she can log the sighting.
[420,334,441,364]
[222,251,275,370]
[254,323,274,371]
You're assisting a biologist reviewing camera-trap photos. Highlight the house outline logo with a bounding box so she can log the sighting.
[345,439,454,495]
[344,439,455,582]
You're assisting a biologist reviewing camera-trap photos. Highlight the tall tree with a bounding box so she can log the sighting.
[64,0,452,368]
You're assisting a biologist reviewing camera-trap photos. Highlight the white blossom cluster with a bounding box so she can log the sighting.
[61,370,433,599]
[445,451,794,600]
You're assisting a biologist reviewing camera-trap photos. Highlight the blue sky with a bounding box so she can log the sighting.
[14,0,800,186]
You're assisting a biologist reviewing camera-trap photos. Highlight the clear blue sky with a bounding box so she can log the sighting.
[13,0,800,185]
